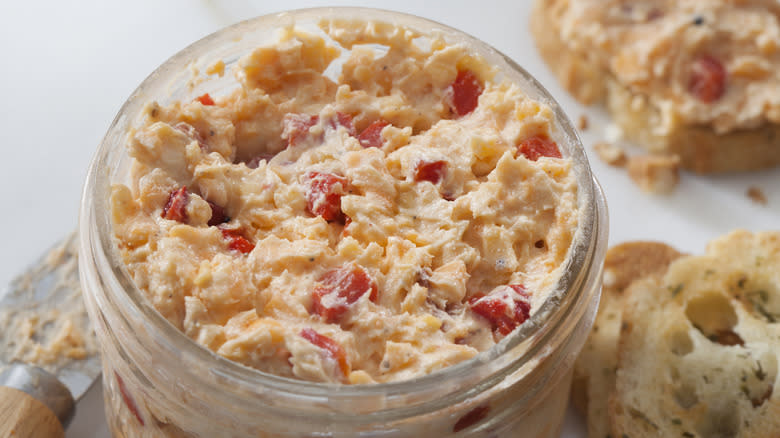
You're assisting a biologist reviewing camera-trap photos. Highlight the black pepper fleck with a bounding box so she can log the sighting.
[693,15,705,26]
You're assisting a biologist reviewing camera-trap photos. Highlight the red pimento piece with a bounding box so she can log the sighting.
[115,371,144,426]
[357,120,390,148]
[449,69,483,116]
[304,171,348,223]
[196,93,215,106]
[300,328,350,378]
[647,8,663,20]
[220,227,255,254]
[518,135,562,161]
[162,186,189,223]
[333,112,357,137]
[282,113,319,146]
[311,264,378,323]
[207,201,229,226]
[453,405,490,432]
[469,284,531,336]
[689,55,727,103]
[414,160,447,184]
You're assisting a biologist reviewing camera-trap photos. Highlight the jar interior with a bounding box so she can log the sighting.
[81,6,607,423]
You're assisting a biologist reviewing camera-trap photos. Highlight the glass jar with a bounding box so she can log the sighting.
[78,7,608,437]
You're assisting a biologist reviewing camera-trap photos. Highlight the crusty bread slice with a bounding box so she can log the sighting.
[571,242,682,438]
[610,230,780,437]
[606,79,780,174]
[530,0,780,174]
[530,0,606,106]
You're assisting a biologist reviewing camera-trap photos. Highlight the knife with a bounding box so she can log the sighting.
[0,233,100,438]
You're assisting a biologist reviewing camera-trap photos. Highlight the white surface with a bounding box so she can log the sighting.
[1,1,778,437]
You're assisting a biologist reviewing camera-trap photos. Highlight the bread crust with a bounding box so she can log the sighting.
[531,0,780,174]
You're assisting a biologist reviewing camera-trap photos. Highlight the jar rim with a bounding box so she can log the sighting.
[79,6,607,412]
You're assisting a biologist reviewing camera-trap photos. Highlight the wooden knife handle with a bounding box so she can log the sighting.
[0,386,64,438]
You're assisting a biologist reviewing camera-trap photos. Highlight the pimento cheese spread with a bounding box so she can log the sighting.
[110,19,578,384]
[551,0,780,134]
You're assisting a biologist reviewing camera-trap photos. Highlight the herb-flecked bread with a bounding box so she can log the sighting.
[610,230,780,437]
[531,0,780,174]
[571,242,682,438]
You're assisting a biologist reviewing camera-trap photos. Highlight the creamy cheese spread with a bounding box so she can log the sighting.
[0,234,97,374]
[553,0,780,133]
[111,19,578,384]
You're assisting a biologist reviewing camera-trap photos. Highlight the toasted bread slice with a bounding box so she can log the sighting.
[530,0,780,174]
[571,242,682,438]
[610,230,780,437]
[530,0,606,106]
[606,80,780,174]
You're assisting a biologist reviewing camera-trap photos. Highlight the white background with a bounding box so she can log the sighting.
[1,1,777,436]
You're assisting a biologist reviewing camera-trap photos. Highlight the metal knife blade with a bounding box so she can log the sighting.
[0,232,100,402]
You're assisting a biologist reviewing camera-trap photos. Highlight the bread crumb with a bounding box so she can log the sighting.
[604,123,623,143]
[594,142,627,167]
[602,267,617,288]
[627,154,680,194]
[747,186,767,205]
[578,114,589,131]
